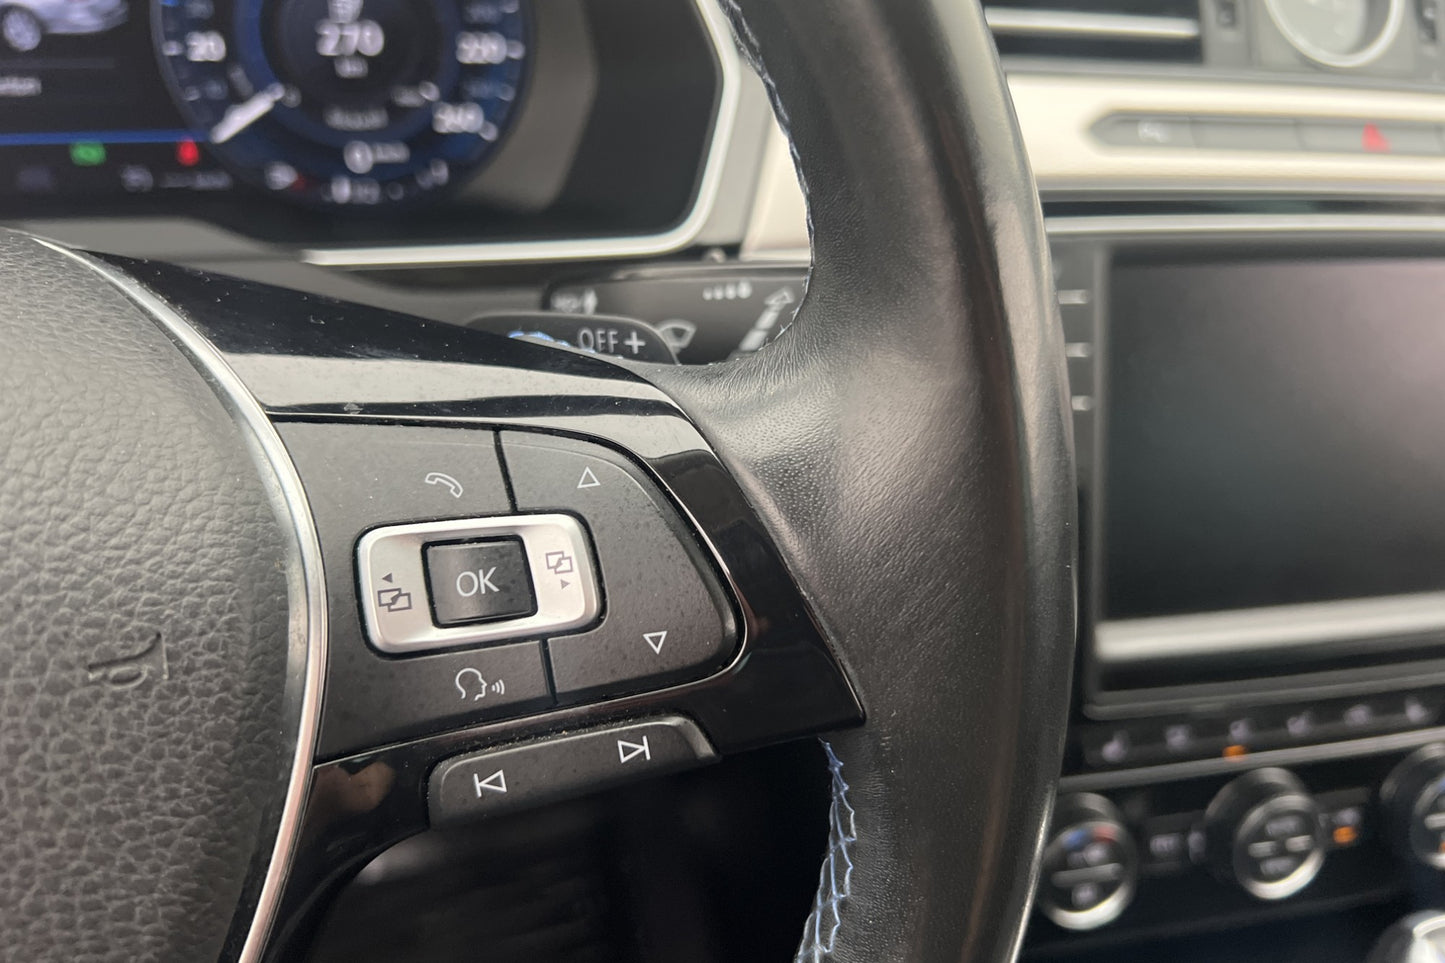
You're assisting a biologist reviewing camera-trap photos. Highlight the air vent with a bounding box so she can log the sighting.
[985,0,1203,64]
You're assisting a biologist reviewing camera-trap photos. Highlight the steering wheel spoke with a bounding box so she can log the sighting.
[89,255,864,960]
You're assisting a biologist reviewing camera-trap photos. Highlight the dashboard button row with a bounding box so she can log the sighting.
[1080,691,1444,771]
[1094,113,1445,157]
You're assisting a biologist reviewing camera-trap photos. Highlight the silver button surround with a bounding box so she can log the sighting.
[1231,793,1326,901]
[357,514,600,655]
[1038,818,1138,931]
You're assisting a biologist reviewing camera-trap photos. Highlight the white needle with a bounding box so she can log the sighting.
[209,83,287,145]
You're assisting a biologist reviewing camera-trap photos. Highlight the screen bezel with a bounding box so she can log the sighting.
[1065,222,1445,718]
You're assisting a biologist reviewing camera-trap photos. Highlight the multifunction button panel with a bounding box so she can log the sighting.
[278,422,739,759]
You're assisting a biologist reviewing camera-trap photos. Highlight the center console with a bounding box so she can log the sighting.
[1028,215,1445,954]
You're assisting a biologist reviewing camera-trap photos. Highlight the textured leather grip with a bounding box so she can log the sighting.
[0,231,297,963]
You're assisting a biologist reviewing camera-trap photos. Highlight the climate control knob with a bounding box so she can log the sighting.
[1381,744,1445,869]
[1205,768,1326,900]
[1036,793,1137,931]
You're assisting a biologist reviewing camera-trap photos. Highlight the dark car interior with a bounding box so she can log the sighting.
[1,1,1444,962]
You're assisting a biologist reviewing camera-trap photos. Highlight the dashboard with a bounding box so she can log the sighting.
[6,1,1445,961]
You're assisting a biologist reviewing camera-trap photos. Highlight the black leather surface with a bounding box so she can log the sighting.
[0,231,295,962]
[650,1,1076,961]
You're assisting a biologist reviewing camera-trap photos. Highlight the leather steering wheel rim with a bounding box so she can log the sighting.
[653,1,1077,960]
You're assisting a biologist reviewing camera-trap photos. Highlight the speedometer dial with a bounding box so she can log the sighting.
[154,0,529,209]
[1263,0,1405,68]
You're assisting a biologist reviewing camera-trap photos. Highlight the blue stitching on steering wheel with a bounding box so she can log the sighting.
[795,740,855,963]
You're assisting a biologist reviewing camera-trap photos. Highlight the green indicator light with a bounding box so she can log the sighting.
[70,142,106,167]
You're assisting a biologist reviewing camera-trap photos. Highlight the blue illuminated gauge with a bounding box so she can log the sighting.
[153,0,528,208]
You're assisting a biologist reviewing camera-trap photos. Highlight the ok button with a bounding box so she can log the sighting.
[424,538,537,627]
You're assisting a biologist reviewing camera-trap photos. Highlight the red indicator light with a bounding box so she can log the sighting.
[1362,123,1391,153]
[176,140,201,167]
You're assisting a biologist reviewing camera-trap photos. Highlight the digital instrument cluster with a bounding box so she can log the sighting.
[0,0,529,211]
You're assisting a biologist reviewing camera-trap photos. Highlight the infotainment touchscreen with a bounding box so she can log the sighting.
[1104,257,1445,621]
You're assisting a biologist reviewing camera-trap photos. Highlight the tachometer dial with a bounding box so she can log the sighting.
[154,0,528,208]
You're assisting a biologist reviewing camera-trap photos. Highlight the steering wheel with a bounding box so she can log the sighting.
[0,0,1074,960]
